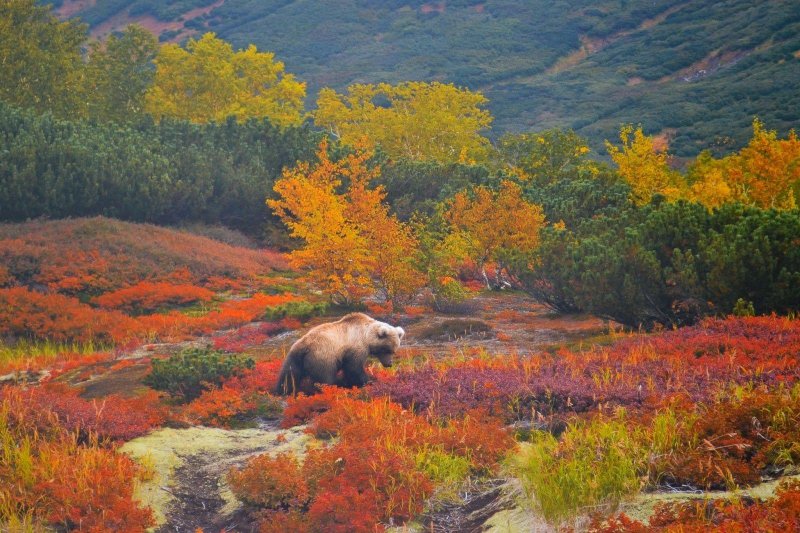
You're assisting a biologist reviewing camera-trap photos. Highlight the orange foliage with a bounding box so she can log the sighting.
[232,386,515,530]
[446,180,546,287]
[591,480,800,532]
[137,292,299,341]
[93,281,215,313]
[280,386,345,429]
[690,119,800,209]
[228,453,310,509]
[402,305,426,317]
[0,287,143,344]
[185,360,283,426]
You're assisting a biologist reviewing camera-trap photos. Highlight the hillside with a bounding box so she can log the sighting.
[52,0,800,156]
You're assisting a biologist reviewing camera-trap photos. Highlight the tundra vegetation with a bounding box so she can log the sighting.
[1,2,799,531]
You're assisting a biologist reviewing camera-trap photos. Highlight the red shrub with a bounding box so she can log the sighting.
[256,510,309,533]
[212,321,292,353]
[0,217,286,295]
[280,387,347,429]
[185,386,251,427]
[439,410,516,473]
[35,249,113,295]
[1,387,155,531]
[185,360,284,427]
[225,360,283,394]
[8,384,166,442]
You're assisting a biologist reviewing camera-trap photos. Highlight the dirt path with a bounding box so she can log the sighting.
[121,423,311,532]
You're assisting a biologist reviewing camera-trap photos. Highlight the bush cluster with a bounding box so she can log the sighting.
[516,200,800,328]
[143,347,254,402]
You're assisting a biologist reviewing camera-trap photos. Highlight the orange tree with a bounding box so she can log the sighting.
[268,140,421,305]
[688,119,800,209]
[445,180,546,289]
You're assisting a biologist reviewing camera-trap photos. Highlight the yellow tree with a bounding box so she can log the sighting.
[315,81,492,163]
[268,140,421,304]
[685,151,735,209]
[445,180,546,289]
[606,125,685,206]
[145,33,305,126]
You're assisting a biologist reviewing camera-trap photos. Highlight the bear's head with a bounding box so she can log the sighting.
[368,321,405,367]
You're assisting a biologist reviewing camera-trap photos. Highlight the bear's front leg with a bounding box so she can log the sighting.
[341,351,371,388]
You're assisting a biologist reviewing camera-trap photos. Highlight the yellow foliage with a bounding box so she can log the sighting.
[606,125,684,206]
[268,140,421,304]
[315,81,492,163]
[145,33,305,126]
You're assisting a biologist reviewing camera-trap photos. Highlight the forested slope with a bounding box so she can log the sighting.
[52,0,800,155]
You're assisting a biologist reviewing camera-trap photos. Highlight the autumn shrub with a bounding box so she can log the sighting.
[0,218,287,294]
[143,347,254,402]
[93,281,214,313]
[369,356,640,422]
[0,287,142,344]
[280,386,345,429]
[246,390,514,531]
[186,385,282,427]
[255,510,309,533]
[134,293,301,342]
[183,359,283,426]
[306,485,382,533]
[228,452,310,510]
[0,388,154,531]
[373,315,800,421]
[648,385,800,490]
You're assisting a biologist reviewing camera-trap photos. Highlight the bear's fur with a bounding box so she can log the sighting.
[274,313,405,395]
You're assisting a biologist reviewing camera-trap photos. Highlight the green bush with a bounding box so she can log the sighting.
[519,200,800,328]
[262,301,328,321]
[143,347,254,402]
[0,102,320,236]
[508,417,644,524]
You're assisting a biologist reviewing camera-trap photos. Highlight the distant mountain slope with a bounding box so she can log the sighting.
[53,0,800,156]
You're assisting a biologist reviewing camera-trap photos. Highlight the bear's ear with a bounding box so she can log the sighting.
[396,327,405,340]
[377,325,388,338]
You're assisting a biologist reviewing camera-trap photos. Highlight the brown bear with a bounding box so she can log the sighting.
[274,313,405,395]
